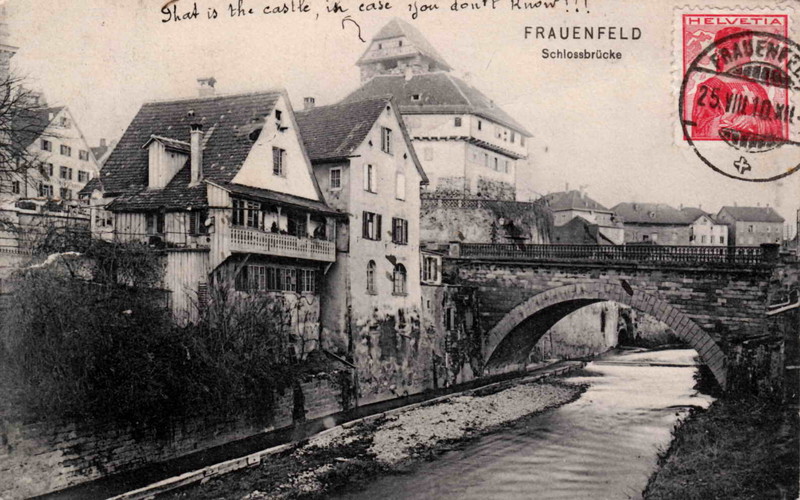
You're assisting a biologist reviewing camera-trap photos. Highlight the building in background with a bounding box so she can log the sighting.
[680,206,727,246]
[343,18,531,201]
[716,206,784,246]
[91,138,116,166]
[541,189,623,244]
[296,95,431,404]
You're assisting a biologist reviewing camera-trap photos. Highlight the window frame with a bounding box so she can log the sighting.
[60,144,72,157]
[11,180,20,194]
[362,211,382,241]
[380,127,393,155]
[78,150,90,161]
[392,217,408,245]
[78,170,89,183]
[41,139,52,152]
[146,213,166,236]
[363,164,377,193]
[392,264,407,296]
[329,167,342,191]
[272,147,286,177]
[454,117,462,127]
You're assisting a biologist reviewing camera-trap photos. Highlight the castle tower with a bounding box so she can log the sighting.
[347,18,532,201]
[356,18,452,83]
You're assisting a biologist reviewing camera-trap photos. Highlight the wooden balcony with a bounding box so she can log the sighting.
[230,227,335,262]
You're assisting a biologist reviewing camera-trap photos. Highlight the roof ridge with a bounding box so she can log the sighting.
[142,88,284,105]
[295,95,392,115]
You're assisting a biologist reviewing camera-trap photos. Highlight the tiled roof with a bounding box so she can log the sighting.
[12,106,63,150]
[296,96,428,183]
[343,72,532,136]
[612,202,695,225]
[718,206,785,223]
[97,91,282,197]
[357,18,452,71]
[295,97,390,161]
[78,177,103,196]
[542,190,610,212]
[107,162,207,211]
[91,144,109,159]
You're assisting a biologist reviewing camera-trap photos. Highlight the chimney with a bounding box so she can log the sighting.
[303,97,316,110]
[197,77,216,97]
[99,138,107,147]
[189,111,203,185]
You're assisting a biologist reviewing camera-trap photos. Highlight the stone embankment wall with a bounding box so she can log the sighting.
[0,374,347,499]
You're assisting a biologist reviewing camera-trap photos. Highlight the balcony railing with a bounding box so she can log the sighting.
[230,227,335,262]
[455,243,770,267]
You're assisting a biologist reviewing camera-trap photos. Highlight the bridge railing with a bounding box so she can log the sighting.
[456,243,768,266]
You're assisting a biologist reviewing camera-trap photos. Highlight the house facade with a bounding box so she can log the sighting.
[344,18,531,201]
[613,202,727,246]
[541,189,623,244]
[1,104,100,206]
[716,206,784,246]
[82,87,339,339]
[296,96,431,404]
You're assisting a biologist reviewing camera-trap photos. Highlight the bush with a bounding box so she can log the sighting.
[0,243,326,429]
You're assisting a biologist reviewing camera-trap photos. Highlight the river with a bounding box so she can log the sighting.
[332,348,714,500]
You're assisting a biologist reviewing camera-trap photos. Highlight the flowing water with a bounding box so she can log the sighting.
[333,349,714,500]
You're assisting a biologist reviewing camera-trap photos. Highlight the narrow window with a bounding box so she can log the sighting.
[272,147,286,176]
[362,211,382,240]
[478,120,482,131]
[454,117,462,127]
[381,127,392,155]
[11,180,20,194]
[511,131,516,143]
[78,170,89,183]
[363,164,376,193]
[79,150,89,161]
[41,139,52,151]
[483,153,489,167]
[46,164,53,177]
[392,217,408,245]
[330,167,342,190]
[493,157,499,171]
[147,213,165,235]
[60,145,71,156]
[366,260,376,294]
[392,264,407,295]
[395,172,406,200]
[60,166,68,179]
[189,210,209,235]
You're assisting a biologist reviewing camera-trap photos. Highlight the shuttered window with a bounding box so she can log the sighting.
[362,211,381,240]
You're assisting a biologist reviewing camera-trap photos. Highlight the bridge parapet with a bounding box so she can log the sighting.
[450,242,777,268]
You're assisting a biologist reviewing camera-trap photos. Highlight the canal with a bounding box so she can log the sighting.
[332,348,713,500]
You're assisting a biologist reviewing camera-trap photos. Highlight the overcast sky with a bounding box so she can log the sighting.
[5,0,798,232]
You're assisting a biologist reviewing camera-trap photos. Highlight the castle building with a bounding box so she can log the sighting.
[344,18,532,201]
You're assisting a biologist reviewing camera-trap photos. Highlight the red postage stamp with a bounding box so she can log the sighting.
[681,13,789,143]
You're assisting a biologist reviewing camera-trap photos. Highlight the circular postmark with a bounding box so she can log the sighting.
[680,30,800,182]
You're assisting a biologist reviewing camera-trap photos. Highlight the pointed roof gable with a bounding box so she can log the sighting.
[11,105,64,150]
[718,206,785,223]
[542,190,610,212]
[296,96,428,183]
[98,90,282,197]
[343,72,532,136]
[357,18,452,71]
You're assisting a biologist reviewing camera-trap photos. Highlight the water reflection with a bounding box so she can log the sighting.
[333,349,713,500]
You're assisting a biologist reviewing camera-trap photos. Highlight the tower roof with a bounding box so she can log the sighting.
[357,18,452,71]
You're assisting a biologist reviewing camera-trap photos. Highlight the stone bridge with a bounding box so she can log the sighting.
[445,243,795,390]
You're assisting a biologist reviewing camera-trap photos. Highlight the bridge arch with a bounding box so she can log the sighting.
[484,282,727,388]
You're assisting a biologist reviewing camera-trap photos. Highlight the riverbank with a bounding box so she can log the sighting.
[166,378,584,499]
[644,396,799,499]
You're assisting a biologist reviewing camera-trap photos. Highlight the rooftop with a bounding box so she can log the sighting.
[357,18,452,72]
[541,190,611,213]
[343,72,532,136]
[718,206,785,223]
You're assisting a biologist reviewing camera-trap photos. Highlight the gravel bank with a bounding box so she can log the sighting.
[170,378,583,500]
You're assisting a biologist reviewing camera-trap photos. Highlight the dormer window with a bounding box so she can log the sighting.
[411,94,421,101]
[275,110,282,122]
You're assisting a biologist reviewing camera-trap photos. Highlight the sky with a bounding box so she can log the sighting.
[4,0,799,233]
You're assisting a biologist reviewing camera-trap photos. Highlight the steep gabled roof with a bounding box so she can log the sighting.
[541,190,610,212]
[613,202,695,225]
[343,72,531,136]
[680,207,708,222]
[296,96,428,183]
[97,91,282,197]
[718,206,785,223]
[357,18,452,71]
[296,97,389,161]
[11,105,63,150]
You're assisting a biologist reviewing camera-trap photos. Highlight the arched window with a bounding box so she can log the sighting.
[366,260,376,294]
[392,264,407,295]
